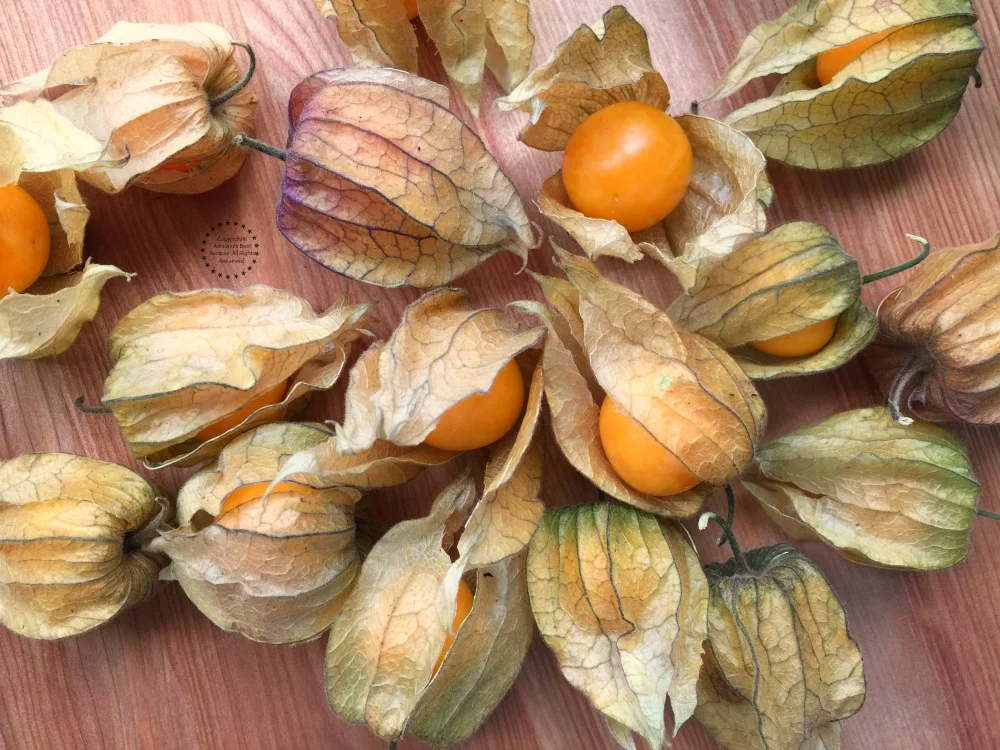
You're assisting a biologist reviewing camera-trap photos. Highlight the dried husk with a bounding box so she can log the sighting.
[0,101,131,360]
[518,249,766,518]
[497,6,768,290]
[0,453,168,640]
[741,407,980,570]
[276,377,544,557]
[336,287,544,453]
[696,542,866,749]
[325,470,534,745]
[871,234,1000,424]
[1,262,133,361]
[668,222,876,379]
[2,22,258,193]
[458,351,545,566]
[711,0,983,169]
[275,68,535,288]
[273,437,458,491]
[527,501,708,748]
[149,423,358,644]
[312,0,534,115]
[101,285,373,468]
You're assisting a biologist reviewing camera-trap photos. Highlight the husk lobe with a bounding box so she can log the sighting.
[0,453,167,639]
[277,68,534,288]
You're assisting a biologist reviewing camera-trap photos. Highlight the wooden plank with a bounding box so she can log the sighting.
[1,0,999,747]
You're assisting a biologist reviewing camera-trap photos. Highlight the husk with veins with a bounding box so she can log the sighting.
[696,543,866,749]
[336,287,544,454]
[150,422,359,644]
[324,470,535,745]
[313,0,534,115]
[668,221,876,380]
[276,68,535,289]
[0,453,168,640]
[273,434,459,492]
[741,407,980,570]
[870,234,1000,424]
[458,352,544,567]
[527,501,708,749]
[711,0,983,169]
[0,101,131,361]
[497,5,768,290]
[518,248,765,519]
[100,285,373,468]
[1,22,258,193]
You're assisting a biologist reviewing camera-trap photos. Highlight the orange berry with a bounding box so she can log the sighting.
[431,579,474,677]
[562,101,693,233]
[196,380,289,442]
[218,481,304,516]
[424,360,525,451]
[404,0,419,20]
[0,184,51,297]
[155,160,196,174]
[815,29,896,86]
[598,396,699,497]
[749,316,838,358]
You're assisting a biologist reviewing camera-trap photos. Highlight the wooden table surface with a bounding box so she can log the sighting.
[2,0,1000,748]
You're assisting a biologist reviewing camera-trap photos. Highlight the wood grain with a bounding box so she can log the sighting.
[2,1,1000,748]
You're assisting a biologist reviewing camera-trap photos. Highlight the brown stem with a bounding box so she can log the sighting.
[973,70,983,89]
[887,351,932,425]
[127,496,173,553]
[234,133,286,161]
[208,41,256,108]
[74,395,112,414]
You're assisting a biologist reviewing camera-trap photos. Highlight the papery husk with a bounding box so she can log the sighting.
[0,262,132,361]
[273,435,458,491]
[711,0,983,169]
[696,543,866,749]
[275,68,535,288]
[0,100,106,188]
[518,248,765,518]
[313,0,533,115]
[2,22,258,193]
[741,407,980,570]
[150,422,358,644]
[458,350,544,566]
[324,470,534,744]
[496,5,669,151]
[497,6,768,290]
[872,234,1000,423]
[101,285,373,468]
[0,453,168,640]
[337,287,544,453]
[0,101,130,360]
[527,501,708,748]
[669,222,876,379]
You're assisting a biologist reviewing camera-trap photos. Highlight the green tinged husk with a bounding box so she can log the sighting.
[741,407,980,570]
[527,501,708,749]
[712,0,983,168]
[669,222,875,379]
[696,531,866,749]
